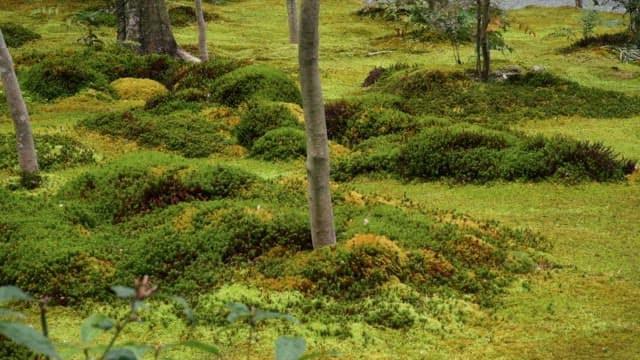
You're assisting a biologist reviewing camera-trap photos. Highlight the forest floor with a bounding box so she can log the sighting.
[1,0,639,359]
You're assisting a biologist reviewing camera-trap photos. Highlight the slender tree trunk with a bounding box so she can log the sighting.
[287,0,299,44]
[476,0,490,82]
[115,0,200,62]
[575,0,583,8]
[481,0,490,81]
[195,0,209,61]
[299,0,336,248]
[0,29,39,183]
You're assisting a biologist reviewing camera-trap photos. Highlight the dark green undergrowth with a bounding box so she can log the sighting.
[0,22,41,48]
[1,152,553,314]
[78,108,231,157]
[251,127,307,161]
[0,133,95,171]
[235,101,301,148]
[168,4,219,27]
[374,68,640,121]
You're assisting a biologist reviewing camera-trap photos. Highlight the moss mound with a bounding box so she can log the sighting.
[378,68,640,121]
[235,101,301,148]
[111,77,168,101]
[169,5,219,27]
[0,133,95,171]
[0,23,41,47]
[251,127,307,161]
[210,64,302,107]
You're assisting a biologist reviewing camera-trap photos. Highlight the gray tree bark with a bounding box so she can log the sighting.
[195,0,209,61]
[0,29,39,181]
[476,0,490,82]
[299,0,336,248]
[115,0,200,62]
[287,0,299,44]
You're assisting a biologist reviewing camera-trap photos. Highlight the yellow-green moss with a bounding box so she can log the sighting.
[111,77,168,101]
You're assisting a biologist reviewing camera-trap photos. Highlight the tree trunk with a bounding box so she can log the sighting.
[299,0,336,249]
[575,0,583,8]
[287,0,299,44]
[195,0,209,61]
[115,0,199,62]
[0,29,39,185]
[476,0,490,82]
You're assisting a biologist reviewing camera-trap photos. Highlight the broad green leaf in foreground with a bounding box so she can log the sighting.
[275,336,306,360]
[0,286,33,303]
[0,321,60,359]
[80,314,116,343]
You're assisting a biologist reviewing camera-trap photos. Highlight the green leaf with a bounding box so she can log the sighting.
[81,314,115,343]
[0,309,26,319]
[104,348,138,360]
[111,286,136,299]
[275,336,306,360]
[0,286,33,303]
[226,303,251,324]
[254,310,298,324]
[171,296,196,326]
[0,321,60,359]
[175,340,220,355]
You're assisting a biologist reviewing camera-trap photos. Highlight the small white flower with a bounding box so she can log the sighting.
[363,217,369,226]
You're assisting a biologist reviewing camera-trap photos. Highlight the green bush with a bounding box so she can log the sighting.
[251,127,307,161]
[210,65,302,106]
[73,6,117,27]
[343,108,421,145]
[0,133,95,171]
[332,135,402,181]
[235,101,300,148]
[0,22,41,48]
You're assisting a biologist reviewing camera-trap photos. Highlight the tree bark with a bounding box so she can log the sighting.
[299,0,336,248]
[0,29,39,181]
[476,0,490,82]
[115,0,199,62]
[287,0,299,44]
[195,0,209,61]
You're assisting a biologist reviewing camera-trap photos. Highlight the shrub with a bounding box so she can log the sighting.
[210,65,302,106]
[324,99,359,141]
[235,101,300,148]
[251,127,307,161]
[144,88,208,114]
[73,6,117,27]
[343,108,420,145]
[362,66,387,87]
[332,135,402,181]
[0,23,41,48]
[0,133,95,171]
[111,77,168,101]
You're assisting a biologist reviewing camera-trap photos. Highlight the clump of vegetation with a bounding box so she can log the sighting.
[377,68,640,121]
[110,77,168,101]
[0,22,41,47]
[78,108,230,157]
[235,101,301,148]
[172,57,242,91]
[210,65,302,106]
[0,133,95,171]
[72,6,117,27]
[251,127,307,161]
[169,4,218,27]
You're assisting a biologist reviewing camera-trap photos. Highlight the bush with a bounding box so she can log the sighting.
[73,6,117,27]
[343,108,420,145]
[332,135,402,181]
[144,88,208,114]
[0,23,41,47]
[235,101,300,148]
[0,133,95,171]
[251,127,307,161]
[210,65,302,107]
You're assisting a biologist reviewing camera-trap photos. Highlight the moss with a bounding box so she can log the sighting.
[111,77,168,101]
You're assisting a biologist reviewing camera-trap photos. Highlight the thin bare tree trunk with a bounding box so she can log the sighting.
[287,0,299,44]
[0,29,39,183]
[195,0,209,61]
[476,0,490,81]
[299,0,336,248]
